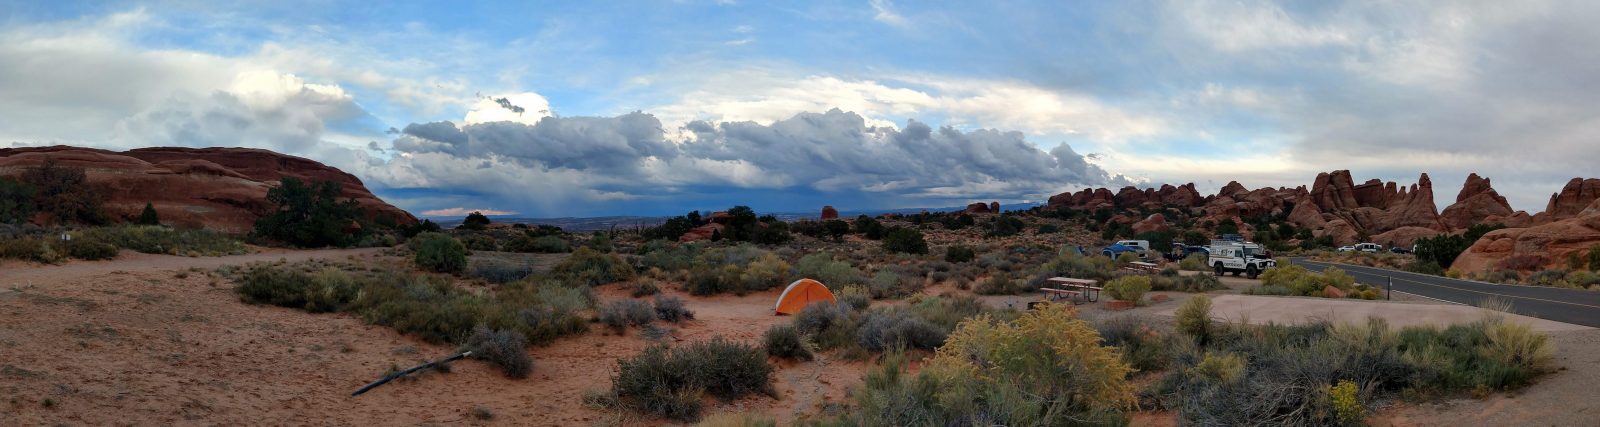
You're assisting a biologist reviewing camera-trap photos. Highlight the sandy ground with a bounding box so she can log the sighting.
[0,251,865,426]
[1150,294,1591,333]
[1372,328,1600,426]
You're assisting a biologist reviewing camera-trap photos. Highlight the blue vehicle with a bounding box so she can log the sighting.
[1167,243,1210,261]
[1102,240,1152,259]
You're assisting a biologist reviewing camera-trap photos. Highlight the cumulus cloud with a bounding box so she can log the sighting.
[372,108,1130,215]
[420,208,519,217]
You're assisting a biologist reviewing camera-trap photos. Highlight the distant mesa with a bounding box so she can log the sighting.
[820,205,839,220]
[964,201,1000,215]
[0,145,415,232]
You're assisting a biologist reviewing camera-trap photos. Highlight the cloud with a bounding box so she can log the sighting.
[870,0,911,28]
[373,108,1131,215]
[420,207,519,217]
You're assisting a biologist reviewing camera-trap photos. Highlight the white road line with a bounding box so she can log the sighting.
[1296,259,1600,310]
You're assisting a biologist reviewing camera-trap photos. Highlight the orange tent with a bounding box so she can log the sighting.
[774,278,836,315]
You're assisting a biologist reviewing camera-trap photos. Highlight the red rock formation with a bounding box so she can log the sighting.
[1158,183,1204,206]
[1381,173,1443,231]
[678,223,725,243]
[820,205,839,220]
[1287,194,1327,229]
[1371,226,1441,248]
[1454,197,1600,273]
[1352,179,1395,209]
[1132,214,1170,234]
[1440,173,1516,230]
[1310,170,1361,211]
[0,146,414,232]
[965,202,992,214]
[989,201,1000,213]
[1534,178,1600,223]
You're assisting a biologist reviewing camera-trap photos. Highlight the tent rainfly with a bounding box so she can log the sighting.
[774,278,836,315]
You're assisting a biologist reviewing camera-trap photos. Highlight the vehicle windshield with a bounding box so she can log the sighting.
[1244,247,1265,257]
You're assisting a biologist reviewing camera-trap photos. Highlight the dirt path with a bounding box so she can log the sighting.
[0,250,864,426]
[1372,328,1600,426]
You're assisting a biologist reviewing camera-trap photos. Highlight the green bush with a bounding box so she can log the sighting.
[504,235,571,253]
[882,227,929,254]
[411,232,467,273]
[0,238,55,263]
[610,337,775,422]
[467,258,535,284]
[19,158,108,225]
[136,202,160,226]
[253,177,366,247]
[794,253,863,287]
[944,245,976,263]
[461,211,491,230]
[1590,244,1600,271]
[464,326,532,379]
[79,225,246,256]
[1179,253,1208,271]
[975,273,1021,295]
[62,237,118,260]
[1105,275,1151,303]
[550,246,634,286]
[0,176,38,223]
[839,304,1135,426]
[763,324,813,360]
[837,285,871,310]
[1175,295,1213,342]
[1097,314,1174,371]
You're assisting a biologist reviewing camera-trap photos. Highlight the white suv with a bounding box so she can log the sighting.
[1354,243,1383,253]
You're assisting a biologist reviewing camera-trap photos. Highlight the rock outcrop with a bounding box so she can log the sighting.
[1440,173,1516,230]
[990,201,1000,213]
[1310,170,1361,211]
[1132,214,1170,234]
[1454,197,1600,273]
[0,146,414,232]
[965,202,993,214]
[820,205,839,220]
[1534,178,1600,223]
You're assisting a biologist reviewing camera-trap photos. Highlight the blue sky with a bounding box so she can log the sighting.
[4,1,1600,217]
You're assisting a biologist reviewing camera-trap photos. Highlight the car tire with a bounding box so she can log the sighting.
[1213,263,1224,276]
[1247,265,1259,280]
[1103,250,1114,257]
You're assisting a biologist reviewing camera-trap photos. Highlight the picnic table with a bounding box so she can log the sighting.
[1042,277,1102,304]
[1123,261,1160,273]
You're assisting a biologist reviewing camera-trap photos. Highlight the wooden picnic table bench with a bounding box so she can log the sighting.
[1044,277,1102,303]
[1122,261,1160,273]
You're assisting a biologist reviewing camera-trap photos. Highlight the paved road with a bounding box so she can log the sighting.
[1290,258,1600,328]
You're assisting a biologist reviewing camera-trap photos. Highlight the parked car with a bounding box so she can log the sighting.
[1389,246,1412,254]
[1167,243,1210,261]
[1337,245,1356,252]
[1354,243,1383,253]
[1102,240,1152,260]
[1208,239,1276,279]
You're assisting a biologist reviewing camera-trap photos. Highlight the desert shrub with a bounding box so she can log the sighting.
[837,285,871,310]
[1590,244,1600,271]
[1115,251,1139,266]
[62,237,118,260]
[867,271,907,299]
[253,177,366,247]
[1104,276,1151,303]
[1097,314,1174,371]
[944,245,976,263]
[763,324,813,360]
[0,176,38,223]
[1328,379,1363,425]
[738,253,790,292]
[1187,351,1246,385]
[601,300,656,331]
[584,233,615,252]
[975,273,1021,295]
[852,215,887,239]
[794,253,863,287]
[1565,270,1600,288]
[458,234,498,251]
[1405,259,1445,276]
[881,227,929,254]
[411,232,467,273]
[1527,269,1571,287]
[1174,273,1225,292]
[1179,253,1208,271]
[464,326,532,379]
[467,258,535,284]
[637,242,698,272]
[79,225,247,256]
[1484,269,1521,284]
[505,235,570,253]
[794,302,849,336]
[19,158,108,225]
[1257,264,1356,297]
[654,295,694,322]
[460,211,492,230]
[840,304,1135,426]
[0,238,56,263]
[1175,295,1214,342]
[609,337,774,422]
[136,202,160,225]
[632,280,661,297]
[1035,252,1115,282]
[694,413,777,427]
[855,311,945,353]
[550,246,634,286]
